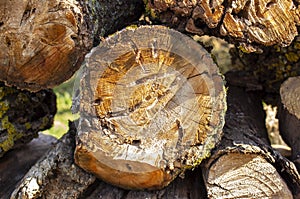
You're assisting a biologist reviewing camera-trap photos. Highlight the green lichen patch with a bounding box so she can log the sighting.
[0,101,9,118]
[285,52,300,63]
[0,86,15,100]
[0,116,23,152]
[0,83,56,157]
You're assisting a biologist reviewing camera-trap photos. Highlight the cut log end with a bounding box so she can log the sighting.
[146,0,300,52]
[74,25,226,190]
[205,153,293,199]
[0,0,90,91]
[203,83,300,198]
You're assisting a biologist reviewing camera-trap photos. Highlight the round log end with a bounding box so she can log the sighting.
[204,153,293,198]
[0,0,90,91]
[74,25,226,190]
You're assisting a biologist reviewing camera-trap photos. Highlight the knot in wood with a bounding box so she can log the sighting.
[74,25,226,190]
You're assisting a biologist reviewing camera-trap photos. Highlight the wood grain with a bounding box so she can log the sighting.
[146,0,300,52]
[0,0,143,91]
[75,25,226,190]
[203,76,300,198]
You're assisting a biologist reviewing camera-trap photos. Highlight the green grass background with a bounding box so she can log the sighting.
[43,77,79,138]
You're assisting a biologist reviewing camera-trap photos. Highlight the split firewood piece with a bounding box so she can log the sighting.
[0,0,143,91]
[146,0,300,52]
[0,82,56,158]
[202,81,300,198]
[278,76,300,171]
[74,25,226,190]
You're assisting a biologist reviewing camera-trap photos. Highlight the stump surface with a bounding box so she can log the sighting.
[0,0,87,91]
[75,25,226,190]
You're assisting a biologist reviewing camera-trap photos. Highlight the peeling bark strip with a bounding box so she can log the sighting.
[0,82,56,158]
[0,0,143,91]
[202,76,300,198]
[146,0,300,52]
[74,25,226,190]
[278,76,300,171]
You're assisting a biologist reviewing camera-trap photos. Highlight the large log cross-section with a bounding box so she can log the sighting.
[0,0,143,91]
[74,25,226,190]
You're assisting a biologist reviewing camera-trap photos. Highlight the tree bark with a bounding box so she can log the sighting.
[228,33,300,105]
[0,0,144,91]
[0,82,56,158]
[0,133,57,198]
[278,76,300,172]
[74,25,226,190]
[146,0,300,52]
[10,122,96,199]
[82,168,207,199]
[202,74,300,198]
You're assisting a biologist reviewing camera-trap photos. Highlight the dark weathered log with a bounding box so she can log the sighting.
[202,75,300,198]
[0,133,57,198]
[0,0,144,91]
[10,122,96,199]
[11,122,207,199]
[74,25,226,190]
[146,0,300,52]
[82,168,207,199]
[0,82,56,158]
[278,76,300,171]
[228,34,300,103]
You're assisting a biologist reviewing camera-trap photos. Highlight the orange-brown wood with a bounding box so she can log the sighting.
[74,25,226,190]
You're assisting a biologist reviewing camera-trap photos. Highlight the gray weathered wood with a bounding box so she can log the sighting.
[278,76,300,172]
[0,133,57,198]
[10,122,96,199]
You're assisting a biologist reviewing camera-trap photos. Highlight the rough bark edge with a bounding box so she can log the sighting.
[10,121,96,199]
[0,133,57,198]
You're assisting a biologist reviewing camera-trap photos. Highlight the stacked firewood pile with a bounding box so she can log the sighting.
[0,0,300,198]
